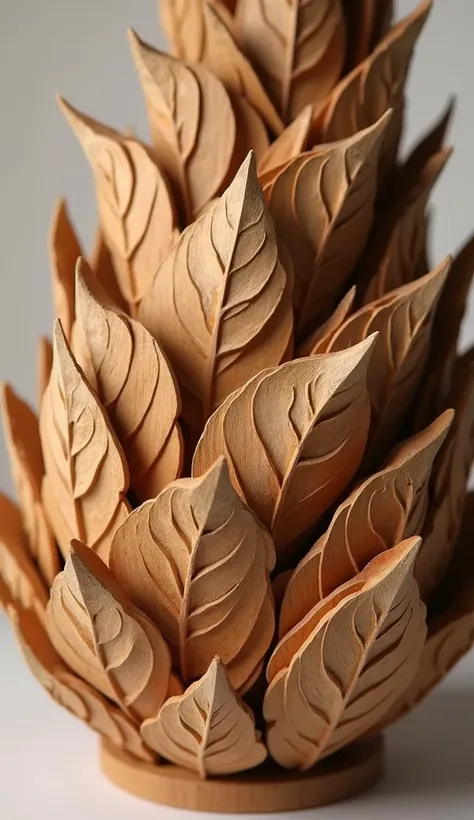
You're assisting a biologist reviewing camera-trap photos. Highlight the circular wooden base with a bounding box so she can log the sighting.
[100,734,384,814]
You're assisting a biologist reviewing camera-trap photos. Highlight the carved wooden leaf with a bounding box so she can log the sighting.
[129,31,236,223]
[235,0,347,123]
[37,337,53,406]
[201,3,283,135]
[58,98,178,311]
[258,105,313,185]
[1,385,60,587]
[139,153,293,428]
[415,358,474,599]
[327,261,449,454]
[141,657,266,777]
[193,338,375,555]
[277,412,453,648]
[267,114,390,339]
[89,225,129,313]
[9,599,153,761]
[76,261,183,500]
[0,494,49,623]
[363,148,451,303]
[343,0,394,67]
[110,458,275,687]
[49,199,82,341]
[46,540,171,722]
[39,321,130,562]
[317,1,431,173]
[264,538,426,770]
[297,287,356,356]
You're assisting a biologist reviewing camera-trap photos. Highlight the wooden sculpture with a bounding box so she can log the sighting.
[1,0,473,813]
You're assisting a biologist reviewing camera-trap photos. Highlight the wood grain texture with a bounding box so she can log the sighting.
[276,412,453,645]
[142,657,266,777]
[129,31,236,223]
[46,540,171,721]
[267,114,390,339]
[235,0,347,123]
[0,494,49,623]
[110,458,275,688]
[49,199,82,341]
[9,598,153,762]
[39,321,130,562]
[139,153,293,428]
[257,105,313,186]
[76,260,183,500]
[193,338,376,556]
[58,98,178,310]
[326,261,449,455]
[317,1,431,173]
[298,288,356,356]
[37,337,53,407]
[158,0,238,63]
[264,538,426,770]
[1,385,60,586]
[90,225,129,314]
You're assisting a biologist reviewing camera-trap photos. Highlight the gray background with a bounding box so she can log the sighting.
[0,1,473,817]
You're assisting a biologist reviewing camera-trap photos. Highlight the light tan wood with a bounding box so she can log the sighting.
[76,260,183,500]
[236,0,347,123]
[46,540,171,721]
[49,199,82,341]
[267,113,390,339]
[129,31,236,223]
[159,0,209,63]
[58,97,178,311]
[89,225,129,313]
[264,539,426,770]
[8,597,153,762]
[142,657,266,777]
[317,1,432,174]
[277,412,453,643]
[0,494,49,623]
[101,733,383,812]
[1,384,60,586]
[37,337,53,406]
[193,338,375,556]
[139,153,293,428]
[257,104,313,184]
[39,321,130,562]
[110,458,275,689]
[298,287,356,356]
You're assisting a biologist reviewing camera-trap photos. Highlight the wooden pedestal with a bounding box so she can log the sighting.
[100,734,384,814]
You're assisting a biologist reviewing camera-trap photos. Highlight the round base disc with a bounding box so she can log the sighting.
[100,734,384,814]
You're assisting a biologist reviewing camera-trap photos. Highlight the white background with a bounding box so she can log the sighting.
[0,1,473,817]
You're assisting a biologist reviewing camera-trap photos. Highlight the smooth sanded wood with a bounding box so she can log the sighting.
[100,734,384,813]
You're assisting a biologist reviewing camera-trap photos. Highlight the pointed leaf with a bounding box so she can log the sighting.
[49,199,82,340]
[142,657,266,776]
[258,105,313,184]
[46,540,171,721]
[139,153,293,428]
[110,458,275,686]
[343,0,394,67]
[193,338,376,555]
[267,114,390,338]
[298,287,356,356]
[89,225,129,313]
[58,98,178,310]
[1,385,60,586]
[236,0,347,122]
[39,321,130,562]
[264,539,426,770]
[37,337,53,406]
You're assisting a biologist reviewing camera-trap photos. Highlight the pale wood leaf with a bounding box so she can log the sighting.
[76,260,183,500]
[58,98,178,311]
[37,337,53,407]
[142,657,266,777]
[193,338,375,556]
[89,225,129,313]
[231,93,270,163]
[274,412,453,669]
[267,114,390,339]
[264,538,426,770]
[317,1,432,174]
[1,385,60,587]
[257,105,313,184]
[129,31,236,223]
[236,0,347,123]
[139,153,293,428]
[39,321,130,562]
[46,540,171,722]
[297,287,356,356]
[9,598,153,761]
[0,494,49,624]
[49,199,82,341]
[110,458,275,687]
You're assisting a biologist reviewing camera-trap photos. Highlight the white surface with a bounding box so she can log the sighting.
[0,0,474,817]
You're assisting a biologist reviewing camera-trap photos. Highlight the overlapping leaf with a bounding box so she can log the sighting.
[343,0,394,67]
[49,199,83,341]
